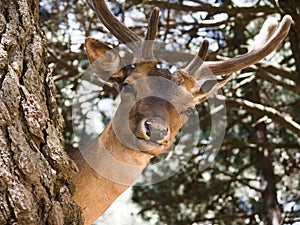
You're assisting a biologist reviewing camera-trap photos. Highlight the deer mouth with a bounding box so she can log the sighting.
[135,138,168,156]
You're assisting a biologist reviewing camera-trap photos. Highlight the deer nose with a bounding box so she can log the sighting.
[144,117,169,143]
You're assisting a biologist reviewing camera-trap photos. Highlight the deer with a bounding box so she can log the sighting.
[69,0,292,224]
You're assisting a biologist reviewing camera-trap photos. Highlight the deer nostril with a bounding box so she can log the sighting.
[144,117,169,142]
[145,121,151,137]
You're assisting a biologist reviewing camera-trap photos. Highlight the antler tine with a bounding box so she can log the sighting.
[89,0,142,53]
[249,17,277,51]
[142,7,160,60]
[203,15,292,76]
[184,39,209,75]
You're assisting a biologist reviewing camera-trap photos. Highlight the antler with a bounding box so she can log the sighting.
[185,15,292,77]
[184,40,209,75]
[88,0,291,77]
[87,0,159,60]
[143,7,160,60]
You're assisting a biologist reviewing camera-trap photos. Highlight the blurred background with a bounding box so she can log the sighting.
[39,0,300,224]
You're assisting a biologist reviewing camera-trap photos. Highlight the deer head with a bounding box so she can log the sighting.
[85,0,291,156]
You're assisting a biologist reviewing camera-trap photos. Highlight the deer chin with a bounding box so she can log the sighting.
[135,138,168,156]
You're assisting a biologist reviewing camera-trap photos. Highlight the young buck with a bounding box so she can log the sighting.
[70,0,292,224]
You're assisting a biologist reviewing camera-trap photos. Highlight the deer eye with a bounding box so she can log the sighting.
[185,107,195,116]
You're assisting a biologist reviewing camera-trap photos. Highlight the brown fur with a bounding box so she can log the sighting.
[70,122,152,224]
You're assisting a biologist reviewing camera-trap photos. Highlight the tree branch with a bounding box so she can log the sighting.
[253,67,300,95]
[145,1,277,15]
[225,98,300,137]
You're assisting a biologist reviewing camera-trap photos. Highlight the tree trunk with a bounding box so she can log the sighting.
[0,0,83,224]
[248,82,282,225]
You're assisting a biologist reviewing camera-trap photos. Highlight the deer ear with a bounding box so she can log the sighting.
[193,74,232,104]
[85,38,123,84]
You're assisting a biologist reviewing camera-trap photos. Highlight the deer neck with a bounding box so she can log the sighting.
[71,122,152,225]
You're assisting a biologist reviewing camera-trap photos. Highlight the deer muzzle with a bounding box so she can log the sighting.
[144,116,169,143]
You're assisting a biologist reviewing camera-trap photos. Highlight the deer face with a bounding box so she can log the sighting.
[121,65,196,155]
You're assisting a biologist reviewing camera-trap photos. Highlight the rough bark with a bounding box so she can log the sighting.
[0,0,83,224]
